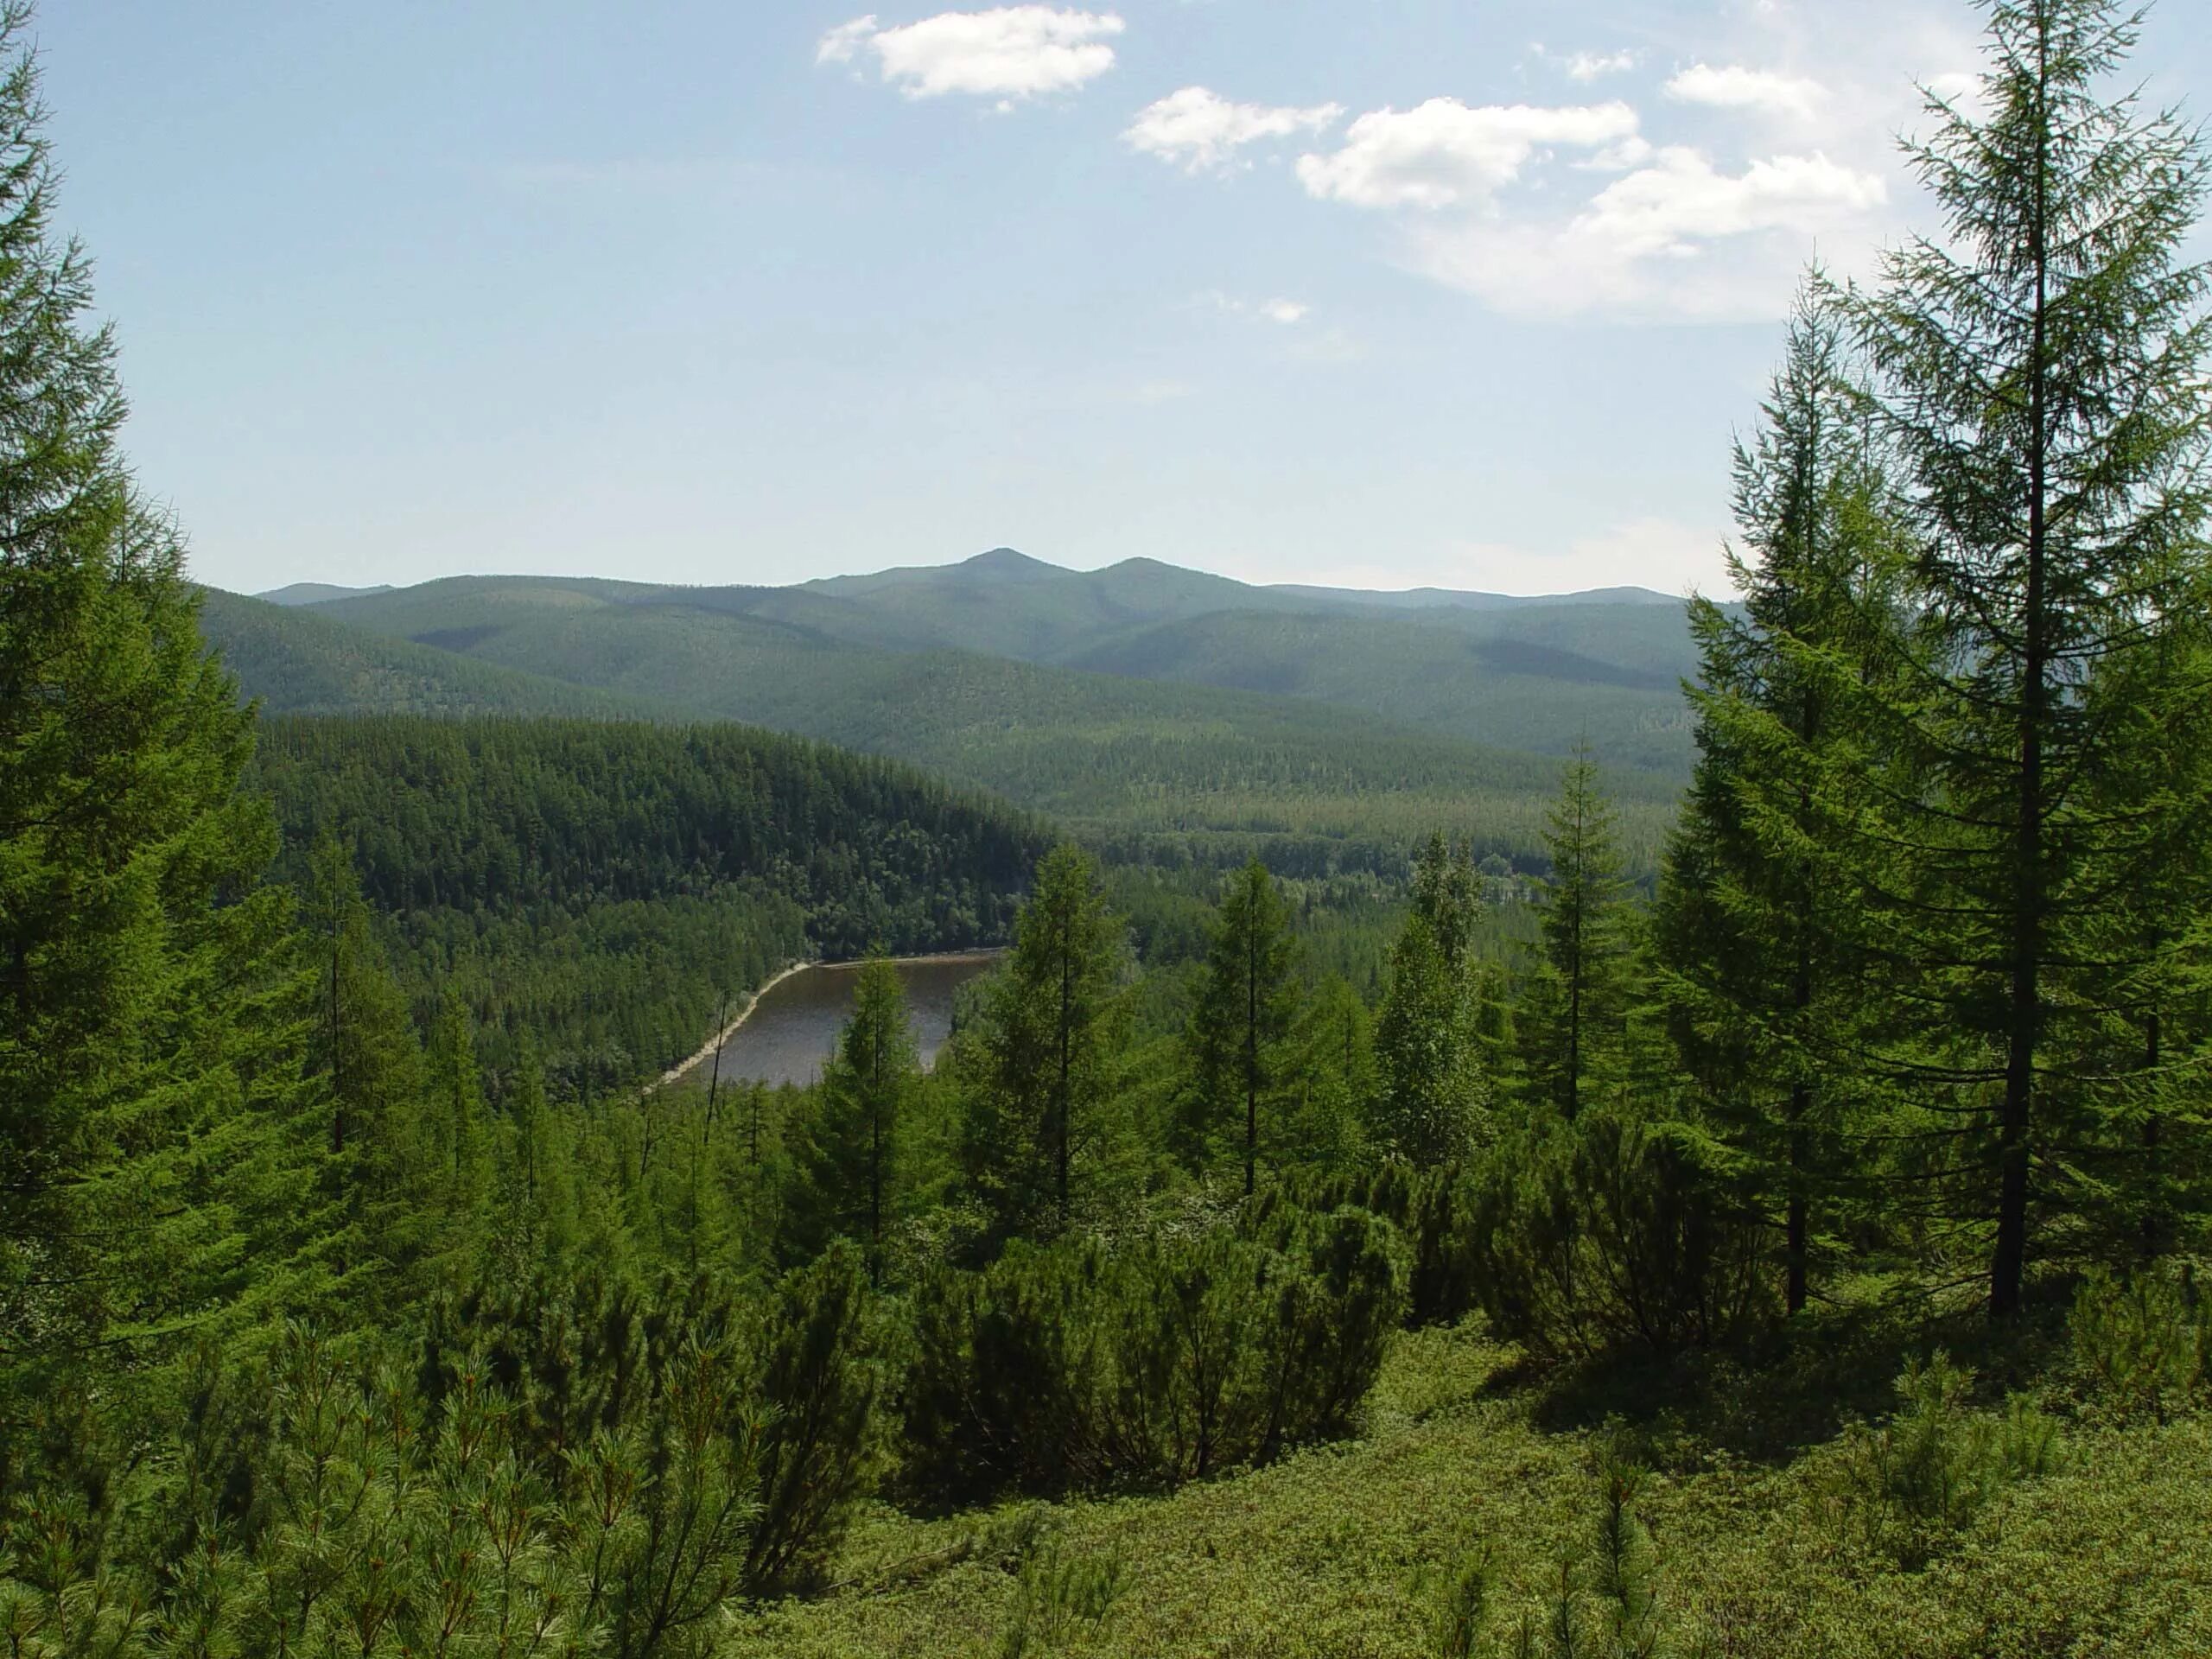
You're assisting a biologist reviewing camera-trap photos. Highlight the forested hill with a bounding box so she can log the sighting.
[251,715,1050,1086]
[299,562,1702,776]
[200,587,679,720]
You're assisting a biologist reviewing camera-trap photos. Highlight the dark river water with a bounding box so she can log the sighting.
[703,953,1003,1087]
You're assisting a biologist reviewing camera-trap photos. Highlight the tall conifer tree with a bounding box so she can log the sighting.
[1519,747,1630,1120]
[784,953,916,1281]
[0,2,320,1457]
[956,844,1123,1240]
[1655,283,1905,1313]
[1182,859,1300,1195]
[1836,0,2212,1314]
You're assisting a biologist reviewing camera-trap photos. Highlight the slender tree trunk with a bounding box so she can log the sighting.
[1244,921,1259,1197]
[1787,887,1814,1315]
[2141,1012,2163,1262]
[1994,47,2051,1322]
[1057,914,1072,1228]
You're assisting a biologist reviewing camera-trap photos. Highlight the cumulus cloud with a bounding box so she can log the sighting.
[1124,86,1343,174]
[1665,63,1827,122]
[1402,146,1887,318]
[817,8,1123,101]
[1579,146,1885,257]
[1294,99,1641,210]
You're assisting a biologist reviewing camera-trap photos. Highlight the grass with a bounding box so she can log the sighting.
[727,1306,2212,1657]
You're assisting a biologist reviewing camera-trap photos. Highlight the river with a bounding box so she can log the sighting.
[696,952,1004,1088]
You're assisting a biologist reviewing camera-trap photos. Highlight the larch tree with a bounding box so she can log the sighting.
[0,0,321,1462]
[785,952,917,1281]
[1372,836,1491,1164]
[957,843,1124,1240]
[1653,281,1907,1314]
[1519,746,1631,1121]
[1840,0,2212,1315]
[1182,858,1300,1195]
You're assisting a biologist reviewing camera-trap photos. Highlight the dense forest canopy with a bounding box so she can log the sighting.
[4,3,2212,1656]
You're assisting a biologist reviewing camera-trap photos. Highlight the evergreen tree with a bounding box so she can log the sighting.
[1654,281,1904,1313]
[957,844,1125,1241]
[1181,860,1300,1195]
[1371,834,1494,1165]
[1837,0,2212,1313]
[783,954,917,1280]
[0,3,319,1465]
[1519,747,1631,1120]
[308,837,430,1300]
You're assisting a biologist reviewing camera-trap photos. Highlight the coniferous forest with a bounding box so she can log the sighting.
[6,3,2212,1656]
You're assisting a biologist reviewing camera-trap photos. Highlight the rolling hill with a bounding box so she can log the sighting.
[289,551,1705,772]
[201,573,1686,874]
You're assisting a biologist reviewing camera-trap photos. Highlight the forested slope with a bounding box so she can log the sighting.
[269,576,1681,869]
[251,715,1050,1087]
[200,587,677,719]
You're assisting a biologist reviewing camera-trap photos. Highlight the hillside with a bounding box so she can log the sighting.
[198,587,679,720]
[292,550,1703,774]
[257,575,1682,870]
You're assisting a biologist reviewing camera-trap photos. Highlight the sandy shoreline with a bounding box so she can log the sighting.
[655,958,815,1088]
[654,948,1005,1089]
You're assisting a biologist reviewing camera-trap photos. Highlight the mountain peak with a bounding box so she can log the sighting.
[959,547,1066,580]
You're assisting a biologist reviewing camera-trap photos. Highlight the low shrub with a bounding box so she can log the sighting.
[1824,1351,2063,1570]
[899,1204,1402,1499]
[2069,1262,2208,1421]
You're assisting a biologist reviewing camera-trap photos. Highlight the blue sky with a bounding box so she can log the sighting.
[39,1,2211,598]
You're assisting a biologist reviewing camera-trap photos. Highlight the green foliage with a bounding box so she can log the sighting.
[1825,1353,2063,1571]
[249,714,1047,1089]
[2069,1263,2209,1421]
[782,957,918,1279]
[1180,860,1302,1193]
[1372,836,1497,1167]
[953,845,1128,1243]
[1822,0,2212,1313]
[0,0,322,1468]
[899,1205,1402,1500]
[1518,749,1632,1122]
[1469,1109,1773,1362]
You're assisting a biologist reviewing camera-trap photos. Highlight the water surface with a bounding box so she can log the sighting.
[705,953,1002,1087]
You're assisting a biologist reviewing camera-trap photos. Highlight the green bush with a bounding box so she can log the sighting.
[2069,1262,2208,1421]
[898,1205,1402,1497]
[1826,1352,2063,1570]
[1467,1109,1772,1362]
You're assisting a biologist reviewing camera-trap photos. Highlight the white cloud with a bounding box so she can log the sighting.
[1402,147,1887,319]
[817,8,1123,101]
[1124,86,1343,174]
[1579,146,1885,257]
[1257,298,1309,325]
[1295,99,1641,210]
[1665,63,1827,122]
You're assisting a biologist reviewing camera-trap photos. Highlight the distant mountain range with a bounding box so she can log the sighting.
[204,549,1701,869]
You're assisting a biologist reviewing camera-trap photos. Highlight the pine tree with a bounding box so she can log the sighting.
[1371,835,1493,1164]
[1520,747,1631,1121]
[1182,860,1300,1195]
[1838,0,2212,1314]
[0,3,321,1461]
[783,953,917,1281]
[957,844,1124,1241]
[1653,281,1905,1314]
